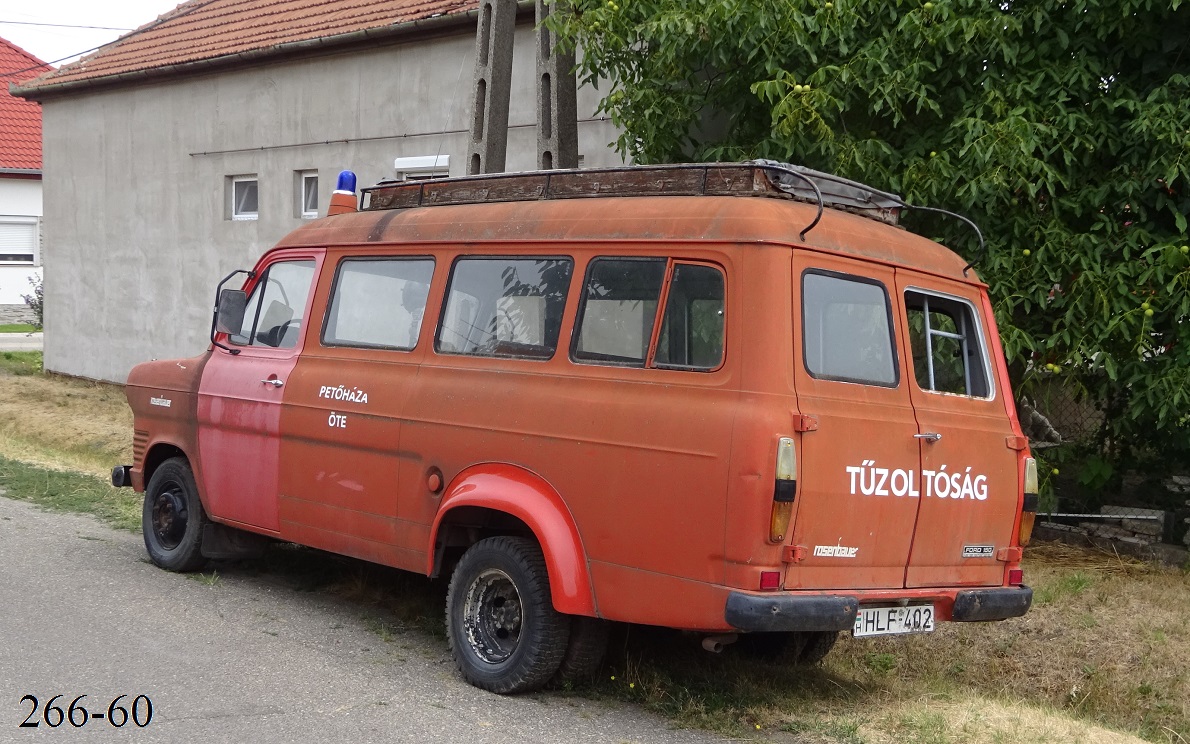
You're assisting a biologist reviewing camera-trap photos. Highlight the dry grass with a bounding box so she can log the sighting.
[1,360,1187,742]
[0,364,132,476]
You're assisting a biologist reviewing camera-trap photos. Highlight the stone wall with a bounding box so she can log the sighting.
[0,304,34,325]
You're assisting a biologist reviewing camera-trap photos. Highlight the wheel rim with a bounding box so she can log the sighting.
[150,481,189,550]
[462,568,523,664]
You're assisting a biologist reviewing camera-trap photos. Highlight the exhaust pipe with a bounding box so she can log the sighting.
[701,634,738,653]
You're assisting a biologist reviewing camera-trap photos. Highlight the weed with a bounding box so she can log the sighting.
[189,571,221,587]
[865,652,898,675]
[0,352,42,376]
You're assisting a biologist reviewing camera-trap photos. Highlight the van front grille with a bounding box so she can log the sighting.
[133,430,148,464]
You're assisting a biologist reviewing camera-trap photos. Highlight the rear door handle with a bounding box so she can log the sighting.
[914,432,942,442]
[261,378,284,388]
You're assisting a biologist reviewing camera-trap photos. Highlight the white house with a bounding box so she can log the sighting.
[0,36,47,321]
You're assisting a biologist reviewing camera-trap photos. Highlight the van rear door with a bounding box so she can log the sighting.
[895,271,1019,588]
[787,254,922,590]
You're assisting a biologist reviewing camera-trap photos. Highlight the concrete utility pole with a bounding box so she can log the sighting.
[468,0,517,175]
[535,0,578,170]
[468,0,579,174]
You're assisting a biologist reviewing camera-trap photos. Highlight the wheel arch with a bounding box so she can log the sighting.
[429,463,597,617]
[142,442,188,489]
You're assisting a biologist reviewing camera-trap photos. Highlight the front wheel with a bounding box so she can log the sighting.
[142,457,207,572]
[446,536,569,693]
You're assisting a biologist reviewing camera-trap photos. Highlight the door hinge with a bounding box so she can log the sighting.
[997,547,1023,563]
[792,414,818,432]
[783,545,808,563]
[1005,436,1029,451]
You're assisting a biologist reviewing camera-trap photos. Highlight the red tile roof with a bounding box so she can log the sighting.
[14,0,477,97]
[0,38,49,170]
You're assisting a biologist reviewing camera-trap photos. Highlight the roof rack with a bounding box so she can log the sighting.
[360,161,985,274]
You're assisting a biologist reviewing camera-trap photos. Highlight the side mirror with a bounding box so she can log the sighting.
[215,289,248,335]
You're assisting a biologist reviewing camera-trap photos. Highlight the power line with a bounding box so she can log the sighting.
[0,20,133,31]
[1,0,222,79]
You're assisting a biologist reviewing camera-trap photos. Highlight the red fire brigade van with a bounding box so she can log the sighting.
[115,162,1036,693]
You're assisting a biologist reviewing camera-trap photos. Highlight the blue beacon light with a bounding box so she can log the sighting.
[335,170,357,195]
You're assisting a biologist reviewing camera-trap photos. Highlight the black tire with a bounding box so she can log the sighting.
[736,631,793,661]
[446,536,569,694]
[797,631,839,666]
[551,616,610,687]
[142,457,208,572]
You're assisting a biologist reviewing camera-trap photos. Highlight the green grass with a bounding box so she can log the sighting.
[0,323,37,333]
[0,351,42,376]
[0,454,140,531]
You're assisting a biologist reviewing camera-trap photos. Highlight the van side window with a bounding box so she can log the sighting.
[905,291,991,397]
[436,257,573,359]
[655,264,725,370]
[322,258,435,350]
[573,258,666,366]
[231,259,316,349]
[802,271,898,386]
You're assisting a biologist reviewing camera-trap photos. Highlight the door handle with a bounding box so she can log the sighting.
[914,432,942,442]
[260,378,284,388]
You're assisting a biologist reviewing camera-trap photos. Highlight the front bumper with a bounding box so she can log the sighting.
[725,585,1033,633]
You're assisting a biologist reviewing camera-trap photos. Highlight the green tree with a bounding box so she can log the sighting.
[553,0,1190,468]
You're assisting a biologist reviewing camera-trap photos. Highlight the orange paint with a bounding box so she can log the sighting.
[123,165,1031,643]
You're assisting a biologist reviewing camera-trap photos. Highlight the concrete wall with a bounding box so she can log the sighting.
[40,24,622,382]
[0,176,43,306]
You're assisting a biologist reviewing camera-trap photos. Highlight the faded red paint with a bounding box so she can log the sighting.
[124,186,1031,634]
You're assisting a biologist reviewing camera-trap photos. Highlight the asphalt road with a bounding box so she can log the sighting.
[0,497,731,744]
[0,333,41,352]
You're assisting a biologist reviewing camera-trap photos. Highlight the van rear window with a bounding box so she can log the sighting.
[802,271,898,386]
[905,291,992,398]
[322,258,435,350]
[436,257,573,360]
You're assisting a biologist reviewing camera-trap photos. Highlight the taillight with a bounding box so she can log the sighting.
[1009,568,1024,585]
[769,437,796,543]
[1019,457,1038,547]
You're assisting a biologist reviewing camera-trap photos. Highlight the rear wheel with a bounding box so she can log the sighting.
[736,630,839,665]
[551,616,610,687]
[796,631,839,665]
[446,536,569,693]
[142,457,207,572]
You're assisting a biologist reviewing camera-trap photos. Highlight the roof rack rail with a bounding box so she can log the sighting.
[360,161,985,274]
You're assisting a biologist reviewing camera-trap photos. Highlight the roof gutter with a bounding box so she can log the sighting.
[12,2,535,102]
[0,168,42,176]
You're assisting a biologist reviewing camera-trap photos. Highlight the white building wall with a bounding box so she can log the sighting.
[39,24,622,382]
[0,176,43,306]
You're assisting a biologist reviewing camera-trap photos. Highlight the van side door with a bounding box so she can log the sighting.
[788,254,921,590]
[895,272,1019,587]
[197,254,320,531]
[277,255,436,571]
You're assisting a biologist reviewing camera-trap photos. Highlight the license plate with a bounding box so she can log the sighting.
[852,604,935,637]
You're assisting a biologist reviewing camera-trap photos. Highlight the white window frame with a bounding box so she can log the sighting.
[0,215,39,265]
[229,175,259,221]
[394,155,449,182]
[298,170,319,219]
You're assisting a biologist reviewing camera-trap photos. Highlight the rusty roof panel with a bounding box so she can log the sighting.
[15,0,476,94]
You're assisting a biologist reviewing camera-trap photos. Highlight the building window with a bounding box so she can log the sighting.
[0,216,38,264]
[393,155,449,182]
[228,175,259,221]
[296,171,319,219]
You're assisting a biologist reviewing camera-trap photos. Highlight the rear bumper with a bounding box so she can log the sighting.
[725,593,858,632]
[951,585,1033,622]
[724,585,1033,633]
